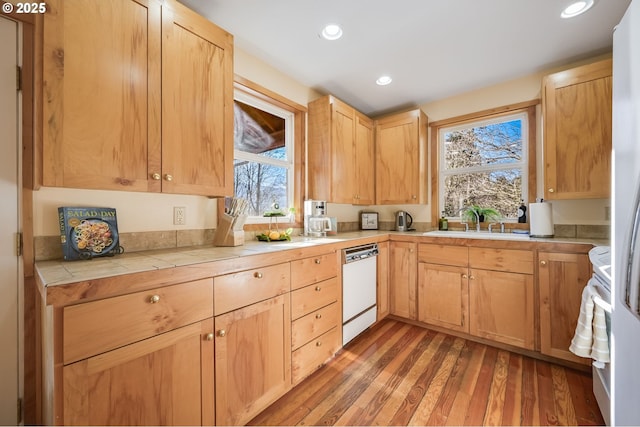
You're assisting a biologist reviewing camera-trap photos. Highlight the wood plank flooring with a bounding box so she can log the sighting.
[249,319,604,426]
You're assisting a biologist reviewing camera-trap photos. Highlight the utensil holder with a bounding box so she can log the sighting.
[214,214,246,246]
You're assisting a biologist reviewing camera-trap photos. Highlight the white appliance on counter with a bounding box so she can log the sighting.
[612,1,640,424]
[342,243,378,345]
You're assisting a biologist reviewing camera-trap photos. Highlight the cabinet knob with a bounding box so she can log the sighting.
[315,259,321,264]
[469,275,475,280]
[412,195,417,200]
[548,188,555,193]
[315,313,322,319]
[315,286,322,292]
[149,294,160,304]
[316,341,322,347]
[151,173,161,180]
[217,329,226,337]
[254,272,263,279]
[205,333,214,341]
[462,274,468,279]
[164,174,173,181]
[540,260,547,265]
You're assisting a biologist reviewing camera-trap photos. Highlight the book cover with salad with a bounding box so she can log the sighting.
[58,207,122,260]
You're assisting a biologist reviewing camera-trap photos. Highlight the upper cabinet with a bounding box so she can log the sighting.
[375,109,428,204]
[42,0,234,197]
[542,58,612,200]
[308,95,375,205]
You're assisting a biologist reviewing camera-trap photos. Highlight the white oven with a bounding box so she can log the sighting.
[589,246,612,425]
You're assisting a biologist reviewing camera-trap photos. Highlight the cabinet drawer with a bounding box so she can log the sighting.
[291,277,338,320]
[292,327,339,384]
[469,247,533,274]
[418,243,468,266]
[214,262,290,315]
[291,302,339,350]
[291,252,337,290]
[63,278,213,365]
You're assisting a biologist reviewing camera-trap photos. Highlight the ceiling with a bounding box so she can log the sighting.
[180,0,631,116]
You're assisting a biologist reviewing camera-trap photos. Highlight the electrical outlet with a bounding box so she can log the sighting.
[173,206,186,225]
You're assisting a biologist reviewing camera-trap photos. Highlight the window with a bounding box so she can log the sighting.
[233,89,295,221]
[435,105,536,221]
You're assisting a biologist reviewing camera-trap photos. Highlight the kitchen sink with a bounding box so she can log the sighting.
[423,230,531,240]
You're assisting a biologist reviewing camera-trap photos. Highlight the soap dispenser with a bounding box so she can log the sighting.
[518,200,527,223]
[438,211,448,231]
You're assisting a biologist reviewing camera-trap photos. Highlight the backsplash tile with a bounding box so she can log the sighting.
[554,224,577,238]
[576,224,610,240]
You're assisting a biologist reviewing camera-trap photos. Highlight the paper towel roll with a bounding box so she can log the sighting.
[530,202,554,237]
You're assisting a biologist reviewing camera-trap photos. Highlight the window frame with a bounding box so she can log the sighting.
[218,77,306,230]
[429,101,538,227]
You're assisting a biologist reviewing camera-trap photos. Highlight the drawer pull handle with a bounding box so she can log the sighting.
[217,329,226,337]
[254,272,263,279]
[151,173,161,180]
[315,313,322,319]
[540,260,547,265]
[316,341,322,347]
[205,333,214,341]
[315,259,321,264]
[149,295,161,304]
[315,286,322,292]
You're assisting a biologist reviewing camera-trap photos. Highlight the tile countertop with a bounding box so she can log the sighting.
[34,230,608,290]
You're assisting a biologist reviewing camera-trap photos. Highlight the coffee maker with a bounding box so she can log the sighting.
[304,200,332,237]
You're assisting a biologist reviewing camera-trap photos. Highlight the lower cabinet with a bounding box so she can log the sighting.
[214,294,292,426]
[389,241,417,319]
[63,320,215,426]
[418,263,469,332]
[538,250,592,365]
[469,269,535,350]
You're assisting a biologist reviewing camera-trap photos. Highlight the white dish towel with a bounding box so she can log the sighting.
[569,279,610,368]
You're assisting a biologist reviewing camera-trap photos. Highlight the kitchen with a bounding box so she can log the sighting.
[1,0,637,425]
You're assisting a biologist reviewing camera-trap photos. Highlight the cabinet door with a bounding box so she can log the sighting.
[330,99,357,204]
[214,295,291,426]
[161,1,234,196]
[354,113,375,205]
[469,269,534,349]
[418,263,469,333]
[376,241,390,319]
[375,110,426,204]
[43,0,162,192]
[62,319,214,426]
[543,59,612,199]
[539,251,591,365]
[389,241,417,319]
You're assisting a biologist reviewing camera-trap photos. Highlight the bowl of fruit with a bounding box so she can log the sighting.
[256,228,293,242]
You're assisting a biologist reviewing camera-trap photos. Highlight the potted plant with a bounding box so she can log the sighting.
[462,205,501,223]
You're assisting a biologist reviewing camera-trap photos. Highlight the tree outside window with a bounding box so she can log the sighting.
[439,112,528,220]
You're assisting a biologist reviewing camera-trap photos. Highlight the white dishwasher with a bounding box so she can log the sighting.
[342,243,378,345]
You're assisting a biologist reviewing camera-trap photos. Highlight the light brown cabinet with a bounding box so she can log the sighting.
[290,252,341,384]
[539,250,592,365]
[542,58,612,200]
[375,109,428,204]
[59,279,215,426]
[376,241,390,319]
[389,241,417,319]
[308,95,375,204]
[417,244,469,333]
[468,247,535,350]
[213,264,292,425]
[43,0,233,196]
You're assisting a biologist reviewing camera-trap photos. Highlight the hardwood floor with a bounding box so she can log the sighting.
[250,319,604,426]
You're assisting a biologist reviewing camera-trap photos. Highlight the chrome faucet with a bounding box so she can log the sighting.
[458,207,480,232]
[488,222,505,233]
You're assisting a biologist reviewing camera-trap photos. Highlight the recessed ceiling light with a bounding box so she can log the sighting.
[561,0,594,18]
[321,24,343,40]
[376,75,393,86]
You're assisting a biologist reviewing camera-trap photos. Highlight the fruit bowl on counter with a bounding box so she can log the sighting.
[256,228,294,242]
